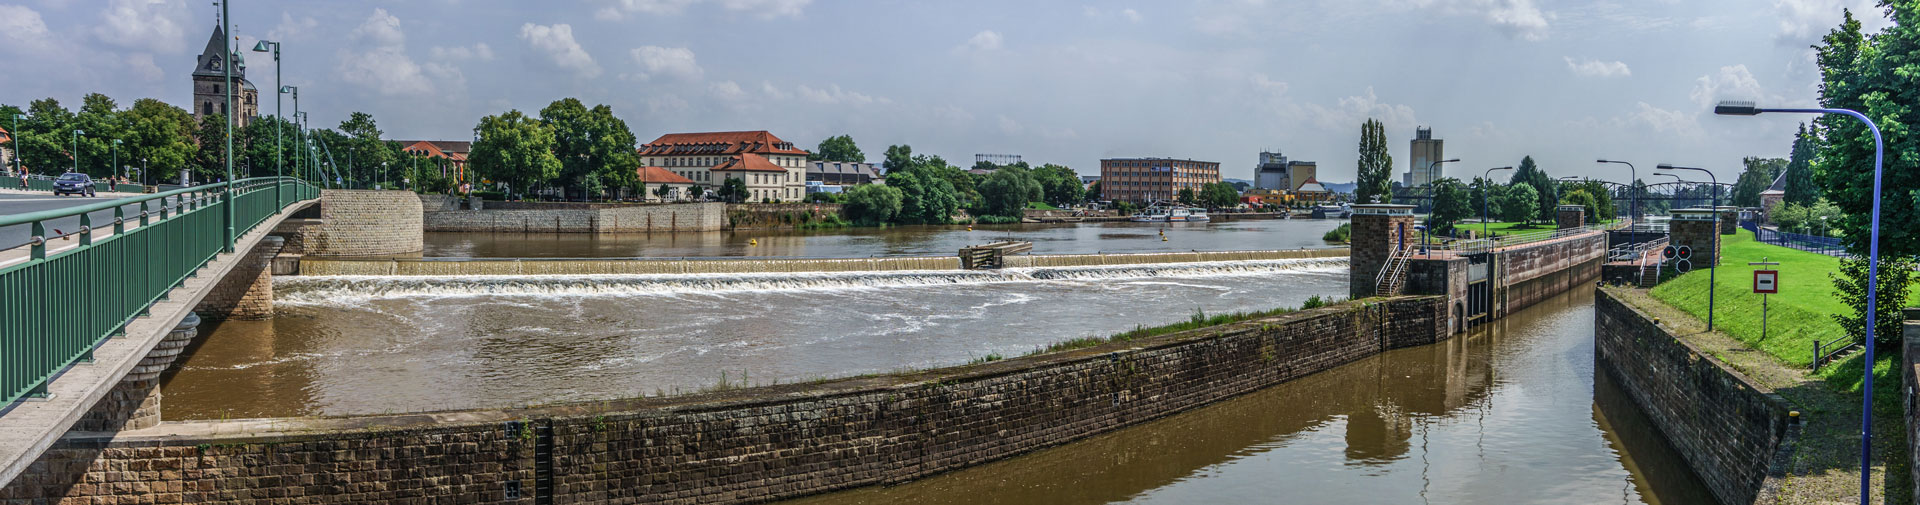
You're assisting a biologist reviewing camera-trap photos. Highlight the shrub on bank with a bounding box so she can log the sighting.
[1323,223,1351,243]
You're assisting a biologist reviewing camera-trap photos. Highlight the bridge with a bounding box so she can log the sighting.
[0,178,318,487]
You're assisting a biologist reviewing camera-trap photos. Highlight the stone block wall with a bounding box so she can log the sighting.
[726,203,845,230]
[1406,256,1468,335]
[1348,206,1416,299]
[421,202,725,233]
[1556,205,1585,229]
[4,297,1446,504]
[70,315,200,432]
[1594,289,1792,505]
[1669,214,1721,270]
[305,190,423,256]
[194,237,283,320]
[1496,233,1605,316]
[1904,308,1920,505]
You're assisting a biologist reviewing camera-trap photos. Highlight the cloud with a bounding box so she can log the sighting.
[1305,86,1419,132]
[269,11,318,41]
[1689,64,1768,108]
[709,80,747,101]
[1772,0,1886,40]
[95,0,189,54]
[954,30,1002,54]
[0,5,54,54]
[431,43,494,61]
[1631,101,1702,138]
[520,23,601,78]
[1085,6,1144,22]
[760,81,792,100]
[629,45,703,80]
[1564,57,1631,78]
[1250,73,1289,95]
[1402,0,1552,41]
[335,8,433,96]
[795,84,886,105]
[1122,8,1143,22]
[595,0,809,20]
[124,53,164,81]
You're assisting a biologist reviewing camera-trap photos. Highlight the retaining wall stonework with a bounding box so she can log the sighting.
[304,190,423,256]
[725,203,843,230]
[1594,289,1793,505]
[422,202,725,233]
[1904,308,1920,505]
[1,297,1444,504]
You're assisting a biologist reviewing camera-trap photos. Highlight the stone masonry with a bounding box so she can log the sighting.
[1669,208,1721,270]
[423,202,724,233]
[1904,307,1920,505]
[69,315,199,432]
[304,190,423,256]
[1594,289,1792,505]
[3,297,1446,504]
[1348,204,1416,299]
[194,237,283,320]
[1556,204,1585,230]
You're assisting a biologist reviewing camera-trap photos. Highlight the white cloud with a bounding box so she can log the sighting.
[1401,0,1552,41]
[335,8,433,96]
[795,84,885,105]
[1306,86,1419,132]
[124,53,163,81]
[520,23,601,78]
[1689,64,1768,109]
[955,30,1002,54]
[1121,8,1143,22]
[1631,101,1702,138]
[1564,57,1631,78]
[95,0,188,54]
[269,11,318,41]
[709,80,747,101]
[629,45,703,81]
[1773,0,1887,40]
[595,0,809,20]
[431,43,494,61]
[0,5,54,54]
[1250,73,1289,95]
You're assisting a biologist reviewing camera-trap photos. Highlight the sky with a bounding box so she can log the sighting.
[0,0,1897,185]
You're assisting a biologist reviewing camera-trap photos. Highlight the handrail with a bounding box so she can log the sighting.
[0,181,235,227]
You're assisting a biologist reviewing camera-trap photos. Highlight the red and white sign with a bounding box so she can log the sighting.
[1753,270,1779,294]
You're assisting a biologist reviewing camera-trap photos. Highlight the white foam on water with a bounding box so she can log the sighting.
[274,257,1350,306]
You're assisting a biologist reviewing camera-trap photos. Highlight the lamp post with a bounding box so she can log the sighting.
[70,129,84,174]
[1657,164,1719,334]
[11,113,24,177]
[1421,158,1459,251]
[254,39,283,208]
[111,139,122,183]
[1481,166,1513,240]
[218,0,235,251]
[1597,159,1639,247]
[141,158,147,186]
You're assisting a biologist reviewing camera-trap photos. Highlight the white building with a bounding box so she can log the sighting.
[638,131,810,202]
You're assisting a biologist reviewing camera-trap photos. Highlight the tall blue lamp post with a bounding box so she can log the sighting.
[1716,100,1885,505]
[1655,164,1719,333]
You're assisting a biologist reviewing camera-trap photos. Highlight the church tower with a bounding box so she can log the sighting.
[191,25,258,128]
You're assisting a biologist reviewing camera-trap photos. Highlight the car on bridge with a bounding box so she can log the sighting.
[52,173,95,197]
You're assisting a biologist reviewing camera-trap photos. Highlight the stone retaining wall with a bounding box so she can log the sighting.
[1,296,1444,504]
[423,202,725,233]
[726,203,843,230]
[1594,289,1794,505]
[1904,307,1920,505]
[296,248,1350,276]
[305,190,423,256]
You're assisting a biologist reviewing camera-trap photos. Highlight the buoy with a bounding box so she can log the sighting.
[967,226,973,231]
[1162,236,1168,241]
[749,239,758,246]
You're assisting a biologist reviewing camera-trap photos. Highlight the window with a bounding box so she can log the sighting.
[202,102,213,115]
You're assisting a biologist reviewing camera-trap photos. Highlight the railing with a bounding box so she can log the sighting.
[1743,222,1847,257]
[1812,334,1857,371]
[0,176,317,407]
[1375,241,1412,296]
[1439,220,1624,255]
[6,175,143,194]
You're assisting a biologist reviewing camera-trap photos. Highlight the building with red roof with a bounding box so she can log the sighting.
[635,165,697,202]
[397,140,472,186]
[638,130,810,201]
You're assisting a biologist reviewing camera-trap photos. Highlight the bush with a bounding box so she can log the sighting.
[842,184,904,225]
[974,215,1022,224]
[471,190,507,201]
[1322,222,1351,242]
[1831,255,1916,349]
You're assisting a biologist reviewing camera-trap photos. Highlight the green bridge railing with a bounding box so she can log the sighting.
[0,176,317,407]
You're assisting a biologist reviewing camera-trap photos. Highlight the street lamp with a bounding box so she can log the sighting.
[1597,159,1640,247]
[1717,105,1888,492]
[111,139,122,182]
[10,113,23,177]
[71,129,84,174]
[1422,158,1460,249]
[1481,166,1514,240]
[254,39,284,208]
[1658,164,1720,335]
[141,158,147,186]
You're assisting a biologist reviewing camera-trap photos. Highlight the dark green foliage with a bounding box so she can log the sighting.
[1322,222,1351,242]
[1354,118,1393,204]
[888,167,960,224]
[978,165,1043,219]
[841,184,904,225]
[1830,256,1916,348]
[1783,123,1820,206]
[1499,183,1539,223]
[1732,157,1787,208]
[811,134,863,162]
[1508,156,1557,223]
[1428,177,1471,232]
[715,177,749,203]
[1199,182,1240,208]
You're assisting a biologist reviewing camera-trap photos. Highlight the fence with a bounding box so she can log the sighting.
[7,174,147,195]
[1742,222,1847,257]
[0,176,317,407]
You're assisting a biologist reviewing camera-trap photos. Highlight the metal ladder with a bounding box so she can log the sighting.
[1375,242,1412,296]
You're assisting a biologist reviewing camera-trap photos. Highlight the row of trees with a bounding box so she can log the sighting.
[832,141,1091,225]
[468,98,638,199]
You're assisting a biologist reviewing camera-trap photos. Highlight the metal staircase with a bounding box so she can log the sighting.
[1374,242,1412,296]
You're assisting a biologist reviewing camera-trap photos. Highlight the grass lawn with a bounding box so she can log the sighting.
[1649,229,1919,401]
[1026,202,1060,210]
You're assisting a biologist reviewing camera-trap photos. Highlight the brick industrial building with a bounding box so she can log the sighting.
[1099,157,1221,204]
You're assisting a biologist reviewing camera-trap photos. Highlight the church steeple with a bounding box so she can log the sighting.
[192,25,242,80]
[190,24,257,128]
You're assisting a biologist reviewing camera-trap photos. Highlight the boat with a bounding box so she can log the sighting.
[1129,207,1169,222]
[1168,207,1191,222]
[1309,204,1350,219]
[1185,208,1210,222]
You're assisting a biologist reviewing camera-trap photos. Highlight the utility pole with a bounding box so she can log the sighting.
[219,0,235,251]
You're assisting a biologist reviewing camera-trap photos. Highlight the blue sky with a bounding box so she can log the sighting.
[0,0,1894,184]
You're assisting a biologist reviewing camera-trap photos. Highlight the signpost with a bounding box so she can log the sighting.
[1751,258,1780,341]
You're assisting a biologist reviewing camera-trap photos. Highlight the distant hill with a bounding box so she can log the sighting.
[1320,182,1356,194]
[1224,178,1253,186]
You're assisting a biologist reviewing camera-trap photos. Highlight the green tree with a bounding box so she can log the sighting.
[1354,118,1393,204]
[335,112,396,187]
[882,144,913,174]
[1809,6,1919,259]
[118,98,197,184]
[73,93,124,177]
[1731,156,1787,207]
[1575,180,1617,223]
[192,114,229,182]
[1469,177,1501,222]
[1560,189,1600,224]
[978,165,1043,219]
[841,183,903,225]
[239,115,300,178]
[1087,180,1102,201]
[887,167,959,224]
[1498,183,1538,224]
[17,98,75,177]
[1509,156,1557,223]
[470,109,560,198]
[1429,177,1471,233]
[1177,187,1196,205]
[1782,123,1820,207]
[715,176,749,203]
[540,99,639,199]
[1832,255,1916,349]
[811,134,863,162]
[1034,163,1085,206]
[688,184,706,200]
[1200,182,1239,209]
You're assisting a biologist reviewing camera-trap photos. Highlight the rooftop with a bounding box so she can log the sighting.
[637,166,697,185]
[709,153,788,173]
[639,131,808,157]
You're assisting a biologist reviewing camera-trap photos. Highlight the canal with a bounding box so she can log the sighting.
[777,287,1718,504]
[418,219,1349,258]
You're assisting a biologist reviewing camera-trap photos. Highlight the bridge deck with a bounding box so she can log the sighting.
[0,198,317,488]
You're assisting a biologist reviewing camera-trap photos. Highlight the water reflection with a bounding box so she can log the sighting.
[781,288,1714,504]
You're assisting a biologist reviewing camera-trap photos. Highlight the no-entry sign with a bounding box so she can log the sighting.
[1753,270,1779,294]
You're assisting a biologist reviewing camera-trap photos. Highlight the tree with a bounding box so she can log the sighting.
[653,183,672,200]
[811,135,863,162]
[191,114,229,182]
[1469,177,1501,222]
[1809,6,1919,259]
[119,98,197,184]
[1509,156,1557,222]
[470,109,560,198]
[1177,187,1196,205]
[1354,118,1393,204]
[1498,183,1538,223]
[1087,180,1102,201]
[1574,180,1617,223]
[1033,163,1085,206]
[716,176,749,203]
[841,184,903,225]
[1782,123,1820,206]
[1429,177,1471,233]
[882,144,913,174]
[1731,157,1787,207]
[73,93,124,177]
[887,167,959,224]
[1200,182,1239,209]
[538,99,638,199]
[1560,189,1600,224]
[688,184,706,200]
[1832,255,1916,349]
[977,165,1042,219]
